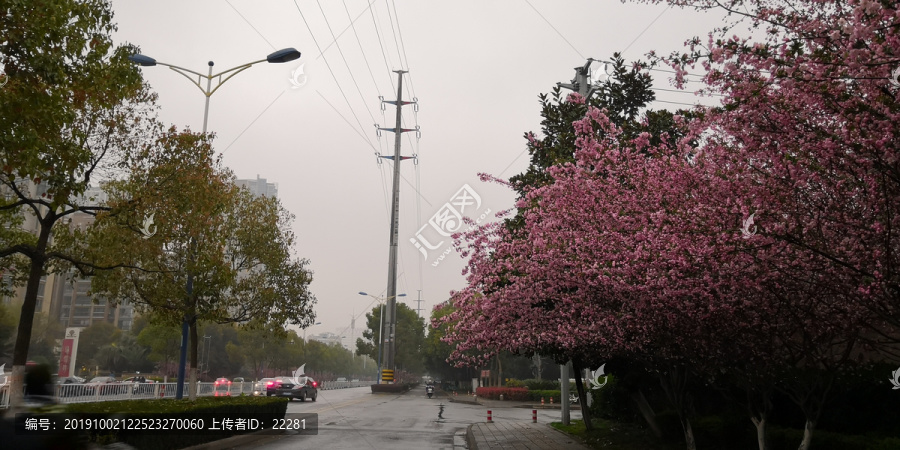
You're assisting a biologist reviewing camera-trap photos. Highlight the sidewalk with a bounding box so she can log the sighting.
[445,394,591,449]
[467,421,591,450]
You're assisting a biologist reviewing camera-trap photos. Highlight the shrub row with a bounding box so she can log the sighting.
[474,387,529,400]
[526,389,562,402]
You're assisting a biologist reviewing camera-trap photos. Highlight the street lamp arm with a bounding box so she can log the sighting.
[210,59,266,79]
[160,64,208,96]
[206,62,263,97]
[155,60,266,97]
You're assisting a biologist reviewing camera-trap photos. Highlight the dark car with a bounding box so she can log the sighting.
[271,376,317,402]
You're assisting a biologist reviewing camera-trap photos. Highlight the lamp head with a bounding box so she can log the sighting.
[128,54,157,67]
[267,48,301,63]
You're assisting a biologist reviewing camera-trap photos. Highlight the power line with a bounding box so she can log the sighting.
[314,0,379,127]
[293,0,373,147]
[382,0,405,68]
[315,90,378,151]
[343,0,383,96]
[388,0,415,98]
[524,0,584,60]
[369,2,397,92]
[651,99,713,107]
[222,90,286,153]
[225,0,276,50]
[622,5,670,54]
[314,0,378,61]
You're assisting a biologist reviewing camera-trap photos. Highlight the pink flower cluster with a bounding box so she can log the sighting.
[437,0,900,423]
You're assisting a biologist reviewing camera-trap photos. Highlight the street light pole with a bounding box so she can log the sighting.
[359,291,405,383]
[129,47,301,400]
[303,322,322,342]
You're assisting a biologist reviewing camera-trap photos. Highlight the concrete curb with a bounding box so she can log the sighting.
[465,423,477,450]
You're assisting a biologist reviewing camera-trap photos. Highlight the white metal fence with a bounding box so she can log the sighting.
[0,379,373,409]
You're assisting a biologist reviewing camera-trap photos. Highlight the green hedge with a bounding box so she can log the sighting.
[523,379,559,390]
[527,389,562,402]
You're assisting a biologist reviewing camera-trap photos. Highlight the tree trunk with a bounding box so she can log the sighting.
[631,389,663,439]
[572,358,593,431]
[748,385,773,450]
[7,216,52,414]
[751,416,768,450]
[189,320,198,400]
[658,365,696,450]
[797,419,815,450]
[680,415,697,450]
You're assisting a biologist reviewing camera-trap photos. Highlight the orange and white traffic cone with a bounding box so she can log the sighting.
[541,397,545,406]
[550,397,554,405]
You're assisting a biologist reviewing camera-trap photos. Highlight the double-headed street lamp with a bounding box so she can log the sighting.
[129,47,301,399]
[129,47,301,134]
[359,291,406,383]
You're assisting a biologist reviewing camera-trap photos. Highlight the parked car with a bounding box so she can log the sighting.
[84,376,125,395]
[55,376,88,397]
[121,376,155,395]
[254,378,275,396]
[214,377,231,396]
[271,376,317,402]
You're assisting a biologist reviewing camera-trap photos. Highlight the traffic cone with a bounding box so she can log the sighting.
[541,397,545,406]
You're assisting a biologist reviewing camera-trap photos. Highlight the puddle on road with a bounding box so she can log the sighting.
[435,403,445,423]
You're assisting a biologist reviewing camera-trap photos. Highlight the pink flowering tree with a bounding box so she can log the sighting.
[444,2,898,449]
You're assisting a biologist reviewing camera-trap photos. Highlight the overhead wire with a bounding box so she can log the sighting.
[369,1,397,92]
[343,0,383,97]
[388,0,415,98]
[293,0,374,149]
[314,0,380,133]
[524,0,584,59]
[313,1,380,61]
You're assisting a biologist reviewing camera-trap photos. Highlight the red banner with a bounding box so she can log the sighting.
[58,338,74,377]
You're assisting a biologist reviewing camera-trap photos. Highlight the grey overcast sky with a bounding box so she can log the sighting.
[109,0,724,344]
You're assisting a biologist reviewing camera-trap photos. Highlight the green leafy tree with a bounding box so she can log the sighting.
[0,0,157,407]
[25,312,65,369]
[356,303,424,375]
[509,54,678,200]
[86,128,316,398]
[136,321,181,377]
[228,322,288,379]
[423,302,474,383]
[197,322,241,379]
[74,321,121,370]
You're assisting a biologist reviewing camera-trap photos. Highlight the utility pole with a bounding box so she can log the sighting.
[558,58,602,99]
[415,290,424,318]
[377,70,418,383]
[556,57,605,415]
